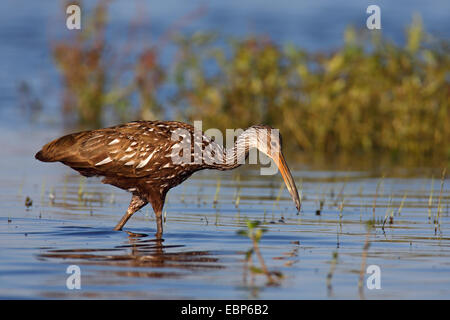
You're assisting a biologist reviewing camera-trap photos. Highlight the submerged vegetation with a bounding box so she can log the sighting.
[39,2,450,162]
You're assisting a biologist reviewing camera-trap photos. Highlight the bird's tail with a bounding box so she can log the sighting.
[34,150,50,162]
[35,133,81,162]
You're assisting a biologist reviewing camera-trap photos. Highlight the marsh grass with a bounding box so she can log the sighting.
[297,179,303,215]
[339,199,345,224]
[373,176,385,221]
[40,179,46,205]
[234,185,241,209]
[173,21,450,161]
[77,177,86,202]
[428,176,435,220]
[42,2,450,163]
[272,183,284,214]
[398,192,407,216]
[213,178,221,208]
[326,251,339,297]
[382,194,393,231]
[435,168,447,231]
[358,220,374,299]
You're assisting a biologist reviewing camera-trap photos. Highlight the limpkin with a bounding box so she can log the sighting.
[35,121,300,237]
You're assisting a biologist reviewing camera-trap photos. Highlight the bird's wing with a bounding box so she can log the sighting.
[62,121,193,178]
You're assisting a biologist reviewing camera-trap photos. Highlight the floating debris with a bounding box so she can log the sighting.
[25,196,33,208]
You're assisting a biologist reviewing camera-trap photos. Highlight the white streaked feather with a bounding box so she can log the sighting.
[136,149,157,169]
[108,138,120,145]
[95,157,112,166]
[119,152,136,161]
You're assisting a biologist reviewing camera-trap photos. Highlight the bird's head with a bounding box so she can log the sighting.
[244,125,301,212]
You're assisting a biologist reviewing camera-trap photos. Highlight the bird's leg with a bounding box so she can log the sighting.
[148,189,167,238]
[155,210,163,239]
[113,194,148,231]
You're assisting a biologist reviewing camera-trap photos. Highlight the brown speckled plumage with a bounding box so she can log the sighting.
[35,120,300,237]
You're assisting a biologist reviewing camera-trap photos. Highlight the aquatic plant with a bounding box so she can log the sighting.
[398,192,407,216]
[326,251,339,297]
[358,220,375,299]
[213,178,221,208]
[435,168,447,232]
[428,176,435,220]
[237,220,282,285]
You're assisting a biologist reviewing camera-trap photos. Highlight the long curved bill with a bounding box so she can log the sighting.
[276,152,301,212]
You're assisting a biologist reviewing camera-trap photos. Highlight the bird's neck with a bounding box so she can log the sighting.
[213,128,259,170]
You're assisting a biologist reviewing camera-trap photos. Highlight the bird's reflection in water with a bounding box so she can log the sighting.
[39,231,223,280]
